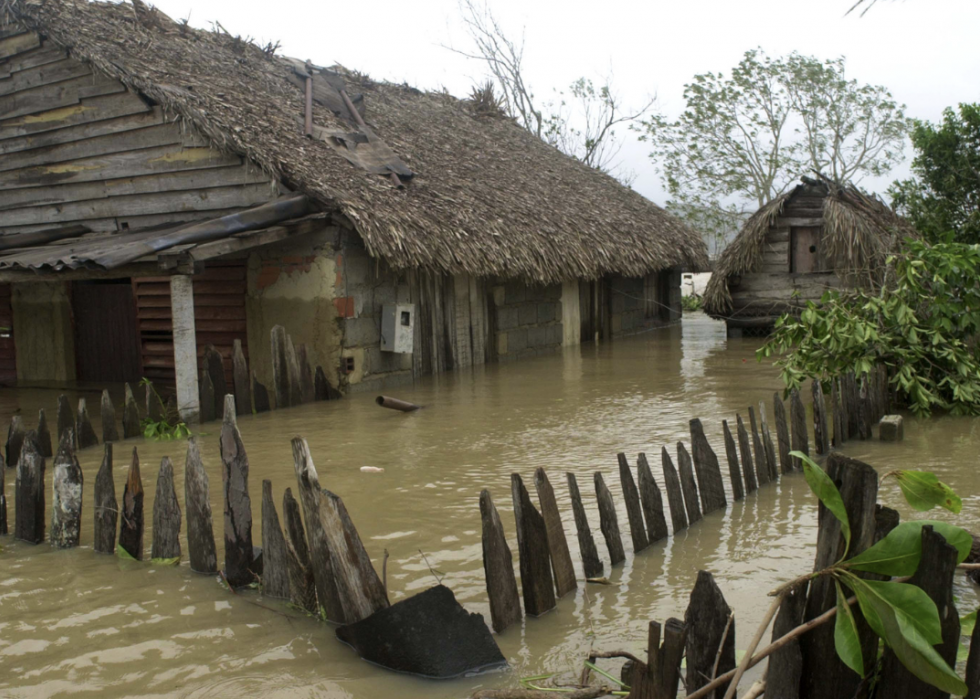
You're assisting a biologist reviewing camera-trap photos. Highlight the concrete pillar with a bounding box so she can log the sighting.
[170,275,200,424]
[560,280,581,347]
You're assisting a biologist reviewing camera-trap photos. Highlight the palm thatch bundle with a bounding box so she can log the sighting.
[703,176,916,317]
[1,0,707,283]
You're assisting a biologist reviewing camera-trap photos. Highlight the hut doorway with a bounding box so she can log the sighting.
[71,279,142,384]
[579,278,612,342]
[790,227,823,273]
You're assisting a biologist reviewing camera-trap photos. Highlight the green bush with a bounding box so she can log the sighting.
[682,294,703,312]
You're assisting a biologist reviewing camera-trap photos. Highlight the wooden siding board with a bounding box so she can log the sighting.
[0,105,160,156]
[0,45,68,75]
[0,32,41,60]
[0,58,93,97]
[0,73,123,121]
[0,91,153,142]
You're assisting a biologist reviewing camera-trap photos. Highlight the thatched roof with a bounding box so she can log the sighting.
[1,0,708,283]
[703,176,917,317]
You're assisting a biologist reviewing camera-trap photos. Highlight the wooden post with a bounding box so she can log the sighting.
[183,437,218,574]
[748,407,770,486]
[232,339,252,417]
[123,383,141,439]
[593,472,626,567]
[100,390,119,443]
[966,604,980,699]
[76,398,99,449]
[479,489,522,633]
[689,420,727,514]
[765,583,808,699]
[271,325,290,409]
[0,452,6,535]
[636,453,669,542]
[203,344,227,421]
[566,473,604,579]
[676,442,702,525]
[252,373,271,413]
[6,415,25,469]
[314,366,338,400]
[661,446,688,534]
[876,526,960,699]
[858,375,871,440]
[285,334,304,406]
[799,453,881,699]
[831,378,844,447]
[736,415,758,493]
[878,364,891,416]
[617,454,650,553]
[292,436,388,623]
[512,473,557,615]
[812,381,829,456]
[145,381,166,423]
[760,401,779,481]
[51,431,83,548]
[282,487,318,614]
[57,394,73,447]
[260,479,290,600]
[790,389,809,470]
[15,440,45,543]
[148,457,182,560]
[199,371,216,424]
[685,570,735,698]
[721,421,744,501]
[94,443,117,554]
[220,396,255,588]
[171,274,201,424]
[296,344,316,405]
[773,394,792,474]
[844,372,859,440]
[119,447,144,560]
[626,618,687,699]
[534,468,577,597]
[36,408,53,458]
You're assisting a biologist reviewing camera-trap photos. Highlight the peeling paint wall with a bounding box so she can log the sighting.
[12,281,76,383]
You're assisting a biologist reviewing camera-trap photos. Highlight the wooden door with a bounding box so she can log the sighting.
[72,279,142,383]
[790,227,822,273]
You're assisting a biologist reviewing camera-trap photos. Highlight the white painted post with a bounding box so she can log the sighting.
[170,274,201,424]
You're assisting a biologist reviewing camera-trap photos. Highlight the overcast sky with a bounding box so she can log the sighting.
[151,0,980,206]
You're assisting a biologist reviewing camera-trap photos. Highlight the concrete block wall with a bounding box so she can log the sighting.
[492,280,564,362]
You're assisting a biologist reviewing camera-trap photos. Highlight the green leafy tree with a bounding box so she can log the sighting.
[640,49,910,248]
[759,239,980,416]
[890,104,980,244]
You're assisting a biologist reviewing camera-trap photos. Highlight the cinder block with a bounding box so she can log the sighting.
[527,325,551,348]
[507,328,528,352]
[504,281,525,305]
[518,303,538,326]
[879,415,904,442]
[497,306,520,330]
[544,284,563,301]
[525,285,546,302]
[538,302,558,324]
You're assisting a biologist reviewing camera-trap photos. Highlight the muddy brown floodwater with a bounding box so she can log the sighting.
[1,313,978,699]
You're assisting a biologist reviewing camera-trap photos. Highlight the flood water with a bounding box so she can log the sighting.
[1,313,978,699]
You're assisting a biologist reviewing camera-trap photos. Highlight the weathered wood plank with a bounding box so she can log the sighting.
[676,442,702,525]
[292,436,388,623]
[56,393,73,446]
[0,43,66,74]
[766,583,808,699]
[858,374,871,440]
[281,487,318,614]
[566,472,603,579]
[296,343,315,405]
[75,397,98,449]
[93,442,117,554]
[617,453,649,553]
[512,472,557,615]
[661,446,688,534]
[122,382,141,439]
[5,414,24,467]
[479,489,522,633]
[183,437,217,573]
[593,472,626,567]
[721,420,744,501]
[220,396,255,588]
[14,439,45,543]
[285,333,304,406]
[0,450,6,535]
[0,91,150,142]
[773,393,792,474]
[844,372,859,440]
[232,339,251,417]
[118,447,144,560]
[35,407,52,457]
[812,380,829,455]
[0,58,91,98]
[685,571,735,698]
[199,371,216,424]
[736,414,757,493]
[689,419,727,515]
[100,389,119,443]
[831,377,845,448]
[636,453,669,542]
[626,618,687,699]
[252,373,271,413]
[760,401,779,482]
[0,74,122,122]
[0,32,40,60]
[270,325,290,409]
[534,467,577,597]
[967,604,980,699]
[799,453,880,699]
[150,456,181,560]
[50,431,83,548]
[204,344,227,420]
[748,407,770,486]
[260,479,290,600]
[790,389,809,470]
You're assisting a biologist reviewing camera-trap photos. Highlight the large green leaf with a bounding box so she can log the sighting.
[844,574,966,694]
[894,471,962,514]
[834,579,865,676]
[796,451,851,558]
[844,521,972,577]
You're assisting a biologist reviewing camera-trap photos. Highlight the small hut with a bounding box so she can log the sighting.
[703,176,916,336]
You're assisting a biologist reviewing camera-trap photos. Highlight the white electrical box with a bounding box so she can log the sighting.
[381,303,415,353]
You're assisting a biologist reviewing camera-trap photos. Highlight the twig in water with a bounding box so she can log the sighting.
[722,593,783,699]
[418,549,444,585]
[709,612,735,684]
[382,548,390,597]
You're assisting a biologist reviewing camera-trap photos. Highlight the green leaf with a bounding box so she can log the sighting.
[835,580,865,676]
[845,574,967,695]
[894,471,963,514]
[796,451,851,559]
[844,521,972,577]
[150,556,180,566]
[115,543,137,561]
[962,610,977,637]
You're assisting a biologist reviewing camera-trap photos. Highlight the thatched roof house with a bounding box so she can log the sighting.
[703,176,916,336]
[0,0,706,282]
[0,0,706,417]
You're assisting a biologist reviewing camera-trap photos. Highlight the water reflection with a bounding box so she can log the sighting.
[0,313,977,698]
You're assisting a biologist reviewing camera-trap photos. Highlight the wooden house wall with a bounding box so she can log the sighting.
[727,194,840,325]
[0,29,277,239]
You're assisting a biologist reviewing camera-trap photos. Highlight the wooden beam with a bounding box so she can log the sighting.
[170,275,201,424]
